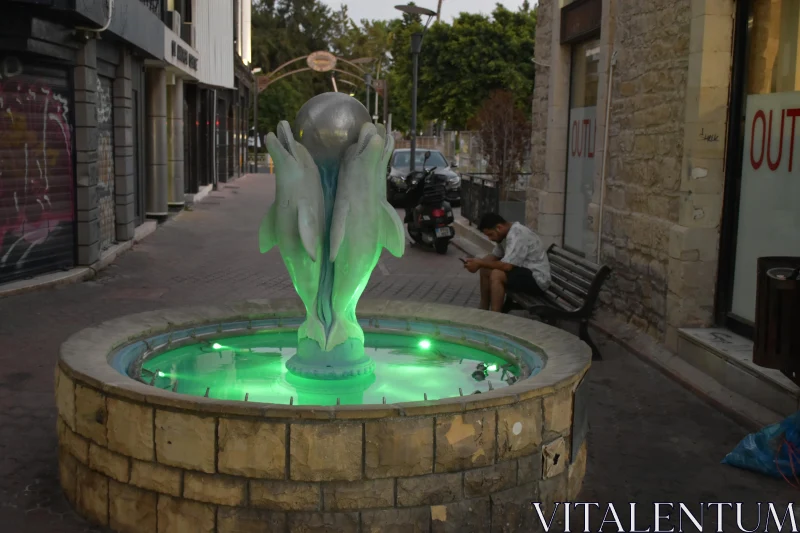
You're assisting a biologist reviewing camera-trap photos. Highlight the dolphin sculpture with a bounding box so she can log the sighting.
[327,122,405,350]
[259,121,326,348]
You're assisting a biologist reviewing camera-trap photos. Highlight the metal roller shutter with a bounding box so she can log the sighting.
[0,58,75,284]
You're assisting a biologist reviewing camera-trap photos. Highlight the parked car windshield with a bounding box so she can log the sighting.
[393,151,448,169]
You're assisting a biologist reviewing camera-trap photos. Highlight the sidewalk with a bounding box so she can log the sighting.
[0,175,795,532]
[451,216,787,431]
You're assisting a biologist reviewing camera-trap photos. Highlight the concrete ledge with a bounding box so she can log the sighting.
[678,328,799,416]
[0,268,94,299]
[454,217,493,256]
[0,220,159,300]
[185,184,213,205]
[591,309,784,431]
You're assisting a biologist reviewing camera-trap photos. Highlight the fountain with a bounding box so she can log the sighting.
[55,94,591,532]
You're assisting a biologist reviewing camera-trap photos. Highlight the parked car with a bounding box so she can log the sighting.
[386,149,460,206]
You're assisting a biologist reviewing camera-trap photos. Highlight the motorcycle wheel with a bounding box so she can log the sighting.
[434,239,449,255]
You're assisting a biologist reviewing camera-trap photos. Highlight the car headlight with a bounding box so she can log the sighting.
[390,175,406,187]
[446,175,461,189]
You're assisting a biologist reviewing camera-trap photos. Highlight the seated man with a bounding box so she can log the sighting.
[463,213,551,312]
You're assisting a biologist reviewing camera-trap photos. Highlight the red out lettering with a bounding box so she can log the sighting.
[570,117,596,159]
[788,109,800,171]
[750,107,800,172]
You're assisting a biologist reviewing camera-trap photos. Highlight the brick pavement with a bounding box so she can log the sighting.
[0,174,795,532]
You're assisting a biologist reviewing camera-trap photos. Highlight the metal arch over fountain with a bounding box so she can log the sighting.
[258,93,405,379]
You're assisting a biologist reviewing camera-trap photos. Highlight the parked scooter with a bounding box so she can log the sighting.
[403,151,455,254]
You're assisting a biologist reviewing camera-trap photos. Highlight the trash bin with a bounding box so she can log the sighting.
[752,257,800,386]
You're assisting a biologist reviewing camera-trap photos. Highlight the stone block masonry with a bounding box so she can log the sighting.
[54,300,592,533]
[528,0,732,348]
[114,48,137,242]
[56,365,584,532]
[74,39,101,266]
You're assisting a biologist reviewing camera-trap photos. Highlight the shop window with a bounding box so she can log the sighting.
[731,0,800,322]
[563,40,600,256]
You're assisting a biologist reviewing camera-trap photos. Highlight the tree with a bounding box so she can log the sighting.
[385,8,425,133]
[248,0,538,138]
[332,17,394,103]
[387,3,537,132]
[470,90,531,198]
[251,0,344,134]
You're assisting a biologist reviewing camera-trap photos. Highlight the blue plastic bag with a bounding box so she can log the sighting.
[722,411,800,480]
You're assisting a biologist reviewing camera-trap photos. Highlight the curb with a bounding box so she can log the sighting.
[589,311,780,432]
[0,220,158,300]
[454,217,494,255]
[186,184,213,205]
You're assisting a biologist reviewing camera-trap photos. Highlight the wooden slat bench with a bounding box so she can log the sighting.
[503,244,612,361]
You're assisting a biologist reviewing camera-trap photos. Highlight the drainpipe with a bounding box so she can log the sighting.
[212,89,218,189]
[596,50,617,264]
[76,0,114,32]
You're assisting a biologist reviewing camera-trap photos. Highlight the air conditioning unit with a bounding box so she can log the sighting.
[166,10,182,34]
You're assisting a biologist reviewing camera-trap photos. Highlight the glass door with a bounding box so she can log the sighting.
[563,39,601,256]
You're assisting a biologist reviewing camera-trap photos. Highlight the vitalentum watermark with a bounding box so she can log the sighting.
[530,502,798,532]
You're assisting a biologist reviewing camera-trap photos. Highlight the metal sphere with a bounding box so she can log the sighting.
[294,92,372,163]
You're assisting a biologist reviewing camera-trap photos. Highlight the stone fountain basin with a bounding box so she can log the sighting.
[55,300,591,533]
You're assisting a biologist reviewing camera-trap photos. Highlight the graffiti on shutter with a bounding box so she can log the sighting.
[0,56,75,284]
[97,76,115,250]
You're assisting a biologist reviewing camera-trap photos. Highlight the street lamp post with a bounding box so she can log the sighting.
[251,67,262,173]
[395,4,436,172]
[365,73,372,120]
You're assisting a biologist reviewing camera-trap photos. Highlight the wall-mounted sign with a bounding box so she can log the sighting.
[171,40,198,71]
[307,51,337,73]
[561,0,602,44]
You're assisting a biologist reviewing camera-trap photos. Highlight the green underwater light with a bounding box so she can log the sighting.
[212,343,223,350]
[418,339,432,349]
[488,364,498,372]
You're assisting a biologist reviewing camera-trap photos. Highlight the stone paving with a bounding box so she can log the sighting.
[0,174,796,532]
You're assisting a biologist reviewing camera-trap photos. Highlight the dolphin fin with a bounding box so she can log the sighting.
[259,207,278,253]
[330,200,349,262]
[299,306,327,348]
[297,203,319,262]
[326,315,365,351]
[379,201,405,257]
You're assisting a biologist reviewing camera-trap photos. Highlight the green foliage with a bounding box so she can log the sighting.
[250,0,537,136]
[419,4,537,130]
[251,0,346,134]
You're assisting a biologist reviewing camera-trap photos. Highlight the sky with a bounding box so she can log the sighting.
[319,0,533,23]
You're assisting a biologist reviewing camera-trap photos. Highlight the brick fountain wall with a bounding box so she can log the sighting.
[54,300,590,532]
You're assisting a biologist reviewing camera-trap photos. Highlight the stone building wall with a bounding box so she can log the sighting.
[528,0,735,348]
[526,0,553,233]
[600,0,691,340]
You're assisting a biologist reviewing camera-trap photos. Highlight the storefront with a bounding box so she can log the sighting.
[717,0,800,339]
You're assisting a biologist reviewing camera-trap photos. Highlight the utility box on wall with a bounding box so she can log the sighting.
[753,257,800,386]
